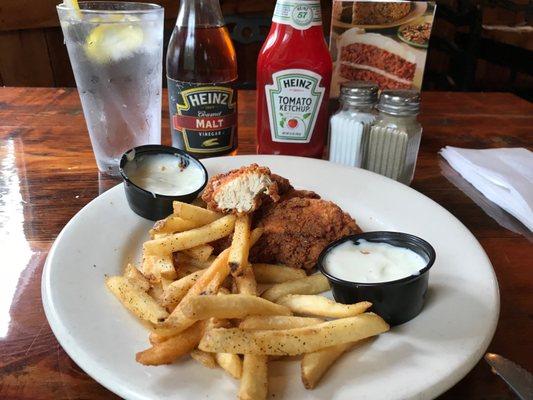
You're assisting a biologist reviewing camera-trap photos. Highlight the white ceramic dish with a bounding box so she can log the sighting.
[42,155,499,400]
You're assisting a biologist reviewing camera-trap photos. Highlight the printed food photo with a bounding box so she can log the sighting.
[329,1,436,95]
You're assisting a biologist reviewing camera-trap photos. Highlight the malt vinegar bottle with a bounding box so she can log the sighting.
[167,0,238,157]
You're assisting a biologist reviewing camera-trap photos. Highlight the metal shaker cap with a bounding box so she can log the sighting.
[377,90,420,115]
[340,81,379,106]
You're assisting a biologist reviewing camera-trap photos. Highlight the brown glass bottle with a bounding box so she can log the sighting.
[166,0,238,158]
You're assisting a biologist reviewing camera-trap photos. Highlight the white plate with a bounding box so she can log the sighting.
[42,155,499,400]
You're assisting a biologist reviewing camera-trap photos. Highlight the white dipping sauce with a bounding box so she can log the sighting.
[123,153,204,196]
[324,239,426,283]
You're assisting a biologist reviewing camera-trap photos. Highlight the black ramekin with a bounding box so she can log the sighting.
[318,231,436,326]
[119,145,208,221]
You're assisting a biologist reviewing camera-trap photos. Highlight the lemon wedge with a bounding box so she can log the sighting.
[64,0,82,19]
[85,23,144,64]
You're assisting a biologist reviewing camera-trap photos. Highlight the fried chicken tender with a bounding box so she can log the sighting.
[202,164,280,214]
[203,164,360,269]
[250,197,362,271]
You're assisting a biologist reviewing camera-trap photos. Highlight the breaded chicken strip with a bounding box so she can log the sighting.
[250,197,361,270]
[202,164,280,214]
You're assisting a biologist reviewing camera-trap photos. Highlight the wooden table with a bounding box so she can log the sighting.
[0,88,531,399]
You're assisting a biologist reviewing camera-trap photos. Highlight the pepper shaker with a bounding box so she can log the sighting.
[363,90,422,184]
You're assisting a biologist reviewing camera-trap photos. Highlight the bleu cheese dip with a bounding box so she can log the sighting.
[123,152,204,196]
[324,239,426,283]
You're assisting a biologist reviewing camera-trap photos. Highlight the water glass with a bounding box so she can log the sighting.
[57,1,164,175]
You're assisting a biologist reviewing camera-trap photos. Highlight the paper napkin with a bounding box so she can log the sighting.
[440,147,533,231]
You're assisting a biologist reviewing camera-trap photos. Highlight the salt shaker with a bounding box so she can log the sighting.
[328,82,378,167]
[364,90,422,185]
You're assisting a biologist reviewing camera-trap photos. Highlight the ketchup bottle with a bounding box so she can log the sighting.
[256,0,332,158]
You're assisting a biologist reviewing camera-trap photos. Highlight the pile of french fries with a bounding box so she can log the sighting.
[106,200,390,399]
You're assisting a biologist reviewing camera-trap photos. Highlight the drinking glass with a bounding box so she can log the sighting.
[57,1,164,175]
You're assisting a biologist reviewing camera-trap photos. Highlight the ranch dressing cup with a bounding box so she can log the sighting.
[363,90,422,185]
[328,81,377,167]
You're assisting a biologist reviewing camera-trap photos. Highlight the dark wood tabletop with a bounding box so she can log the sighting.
[0,87,531,400]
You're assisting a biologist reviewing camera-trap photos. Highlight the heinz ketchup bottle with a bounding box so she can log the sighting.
[256,0,332,158]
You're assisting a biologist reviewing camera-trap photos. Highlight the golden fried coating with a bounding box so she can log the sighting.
[203,166,360,270]
[250,197,361,270]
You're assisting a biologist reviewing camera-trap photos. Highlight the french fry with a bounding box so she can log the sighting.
[123,263,150,292]
[143,215,236,256]
[207,317,233,331]
[186,255,216,269]
[207,317,234,376]
[150,215,200,238]
[201,227,263,296]
[191,349,217,369]
[173,201,223,225]
[174,253,214,279]
[277,295,372,318]
[159,248,232,333]
[195,252,233,296]
[217,287,231,295]
[153,233,171,239]
[149,331,170,345]
[162,270,205,306]
[239,355,268,400]
[253,263,306,284]
[105,276,168,324]
[150,324,190,338]
[136,322,204,365]
[176,253,216,268]
[183,244,214,261]
[233,223,261,295]
[160,277,174,291]
[235,267,257,297]
[181,294,291,320]
[175,266,204,280]
[215,353,242,379]
[158,305,203,336]
[141,255,160,283]
[238,313,316,396]
[148,282,165,306]
[166,302,179,313]
[156,254,178,279]
[233,238,269,400]
[261,274,330,302]
[301,343,352,389]
[141,254,177,282]
[199,313,389,356]
[228,215,251,276]
[239,316,323,330]
[249,227,264,245]
[303,339,377,389]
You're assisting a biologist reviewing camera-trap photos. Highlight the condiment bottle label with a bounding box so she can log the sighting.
[272,0,322,30]
[168,78,237,155]
[265,69,325,143]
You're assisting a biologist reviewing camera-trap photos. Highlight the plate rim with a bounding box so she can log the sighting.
[41,186,151,400]
[42,155,500,400]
